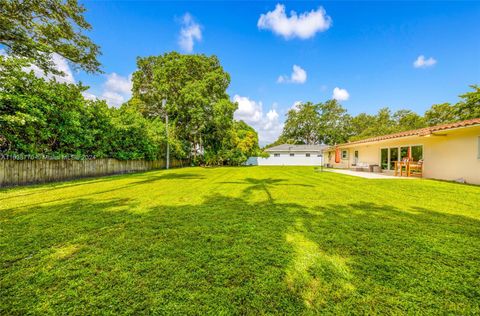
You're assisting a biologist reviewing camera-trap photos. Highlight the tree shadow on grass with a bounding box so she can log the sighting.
[293,202,480,313]
[0,194,309,314]
[1,172,206,212]
[1,195,479,314]
[221,177,313,203]
[0,174,129,200]
[0,170,203,203]
[123,172,205,186]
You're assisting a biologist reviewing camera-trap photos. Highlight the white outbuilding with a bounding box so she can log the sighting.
[246,144,326,166]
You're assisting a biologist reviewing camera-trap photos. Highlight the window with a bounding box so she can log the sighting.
[341,150,348,159]
[306,153,310,157]
[354,150,359,165]
[411,146,423,161]
[380,145,423,170]
[290,153,295,157]
[389,147,399,170]
[274,153,280,157]
[381,148,388,169]
[400,146,409,160]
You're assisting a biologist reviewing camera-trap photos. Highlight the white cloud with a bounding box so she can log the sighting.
[83,72,132,107]
[332,87,349,101]
[1,49,132,107]
[101,91,126,108]
[27,54,75,84]
[50,54,75,83]
[104,72,132,95]
[82,91,97,101]
[233,94,283,145]
[233,94,263,123]
[178,13,202,52]
[1,50,75,84]
[101,73,132,107]
[290,101,302,111]
[0,49,76,85]
[266,109,279,123]
[258,4,332,39]
[413,55,437,68]
[277,65,307,84]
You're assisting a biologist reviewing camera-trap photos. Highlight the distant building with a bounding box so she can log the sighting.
[247,144,326,166]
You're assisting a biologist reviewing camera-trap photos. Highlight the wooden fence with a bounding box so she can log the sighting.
[0,158,188,187]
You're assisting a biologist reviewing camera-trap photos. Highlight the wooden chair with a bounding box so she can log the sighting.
[408,160,423,177]
[394,161,402,176]
[394,158,409,176]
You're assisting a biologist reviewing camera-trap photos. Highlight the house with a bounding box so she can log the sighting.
[247,144,326,166]
[324,118,480,184]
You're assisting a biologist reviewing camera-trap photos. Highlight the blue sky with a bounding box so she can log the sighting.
[71,1,480,144]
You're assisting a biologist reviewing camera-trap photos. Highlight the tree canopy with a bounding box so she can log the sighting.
[0,51,262,165]
[281,102,321,145]
[0,56,165,160]
[0,0,101,75]
[131,52,259,165]
[272,85,480,146]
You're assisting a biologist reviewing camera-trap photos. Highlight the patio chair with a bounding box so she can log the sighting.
[394,158,410,176]
[408,160,423,177]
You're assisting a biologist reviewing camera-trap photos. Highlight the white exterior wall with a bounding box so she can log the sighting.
[422,127,480,183]
[247,153,322,166]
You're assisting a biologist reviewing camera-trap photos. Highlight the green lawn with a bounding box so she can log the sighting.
[1,167,479,314]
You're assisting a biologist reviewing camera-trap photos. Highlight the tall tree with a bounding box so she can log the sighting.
[456,85,480,120]
[0,0,101,75]
[350,113,376,137]
[348,108,396,141]
[131,52,238,159]
[424,103,457,126]
[393,109,426,131]
[280,102,321,144]
[276,100,352,146]
[211,120,263,166]
[317,100,352,145]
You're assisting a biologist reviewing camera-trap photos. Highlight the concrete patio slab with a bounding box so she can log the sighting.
[324,168,417,179]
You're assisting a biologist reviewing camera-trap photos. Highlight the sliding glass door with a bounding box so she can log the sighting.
[389,148,399,170]
[381,148,388,170]
[380,145,423,170]
[411,145,423,161]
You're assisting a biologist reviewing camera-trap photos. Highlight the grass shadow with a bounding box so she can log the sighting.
[291,201,480,313]
[1,184,479,314]
[221,177,313,203]
[0,194,308,314]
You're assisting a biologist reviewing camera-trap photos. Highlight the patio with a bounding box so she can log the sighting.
[324,168,418,179]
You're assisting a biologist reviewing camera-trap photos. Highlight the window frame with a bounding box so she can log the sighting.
[380,144,423,170]
[289,153,295,157]
[273,153,280,157]
[341,150,348,160]
[305,153,310,157]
